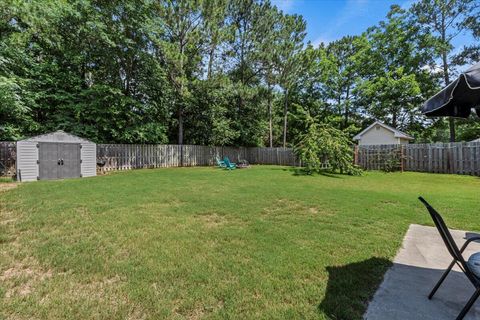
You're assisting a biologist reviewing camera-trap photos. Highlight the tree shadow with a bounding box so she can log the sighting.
[319,257,391,320]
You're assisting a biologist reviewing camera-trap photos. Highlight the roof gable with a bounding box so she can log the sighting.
[19,130,94,144]
[353,121,414,141]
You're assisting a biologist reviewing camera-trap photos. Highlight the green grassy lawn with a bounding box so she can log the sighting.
[1,166,479,319]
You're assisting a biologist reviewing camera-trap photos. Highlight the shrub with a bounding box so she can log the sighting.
[293,107,362,175]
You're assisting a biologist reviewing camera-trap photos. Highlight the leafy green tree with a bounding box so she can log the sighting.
[411,0,478,142]
[357,68,422,129]
[184,77,239,146]
[256,2,282,147]
[356,5,436,132]
[275,13,306,147]
[222,0,269,146]
[2,0,477,147]
[150,0,204,145]
[326,35,369,130]
[293,105,361,175]
[453,2,480,65]
[202,0,228,79]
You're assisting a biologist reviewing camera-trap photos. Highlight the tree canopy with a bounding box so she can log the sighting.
[1,0,479,144]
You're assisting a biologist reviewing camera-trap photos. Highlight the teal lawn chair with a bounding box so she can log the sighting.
[223,157,237,170]
[216,156,226,168]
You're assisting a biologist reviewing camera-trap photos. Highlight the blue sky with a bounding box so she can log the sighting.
[271,0,474,63]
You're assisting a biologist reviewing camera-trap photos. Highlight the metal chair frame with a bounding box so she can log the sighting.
[419,197,480,320]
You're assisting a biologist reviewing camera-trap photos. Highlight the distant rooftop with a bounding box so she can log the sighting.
[353,121,414,141]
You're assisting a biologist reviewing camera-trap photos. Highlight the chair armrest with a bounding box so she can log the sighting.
[460,236,480,253]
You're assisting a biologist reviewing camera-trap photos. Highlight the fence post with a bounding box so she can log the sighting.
[354,145,359,166]
[400,145,404,172]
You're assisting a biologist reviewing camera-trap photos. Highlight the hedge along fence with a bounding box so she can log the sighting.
[355,142,480,175]
[96,144,298,171]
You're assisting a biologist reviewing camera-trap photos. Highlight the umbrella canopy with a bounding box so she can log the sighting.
[422,62,480,118]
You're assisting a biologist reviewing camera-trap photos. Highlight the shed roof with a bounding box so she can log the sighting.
[353,121,414,141]
[19,130,94,144]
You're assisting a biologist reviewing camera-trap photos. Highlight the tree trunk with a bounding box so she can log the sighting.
[441,12,455,142]
[178,108,184,144]
[268,84,273,148]
[178,40,185,165]
[207,43,216,79]
[282,88,288,148]
[344,86,350,129]
[442,51,455,142]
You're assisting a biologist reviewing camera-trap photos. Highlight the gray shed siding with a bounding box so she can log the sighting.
[16,131,96,182]
[16,141,39,182]
[80,143,96,177]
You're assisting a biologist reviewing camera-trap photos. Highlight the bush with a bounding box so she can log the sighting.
[293,107,362,175]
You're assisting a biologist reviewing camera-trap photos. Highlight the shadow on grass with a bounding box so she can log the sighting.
[319,257,391,320]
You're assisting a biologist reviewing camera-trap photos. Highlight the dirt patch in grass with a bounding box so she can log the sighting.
[262,199,333,218]
[0,183,17,193]
[0,215,17,226]
[0,258,53,298]
[375,199,401,209]
[195,213,227,228]
[1,258,148,319]
[172,299,225,320]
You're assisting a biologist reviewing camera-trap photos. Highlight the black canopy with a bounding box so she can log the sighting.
[422,62,480,118]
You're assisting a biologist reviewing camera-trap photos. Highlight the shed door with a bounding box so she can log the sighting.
[59,144,81,179]
[39,143,59,180]
[39,143,81,180]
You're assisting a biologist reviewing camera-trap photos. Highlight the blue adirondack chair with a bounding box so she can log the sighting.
[216,156,226,168]
[223,157,237,170]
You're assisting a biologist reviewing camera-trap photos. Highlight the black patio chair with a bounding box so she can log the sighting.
[419,197,480,320]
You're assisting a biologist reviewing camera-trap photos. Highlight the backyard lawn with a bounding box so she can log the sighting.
[1,166,480,319]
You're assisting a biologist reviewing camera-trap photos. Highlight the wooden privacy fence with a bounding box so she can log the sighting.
[4,141,480,176]
[355,142,480,175]
[0,142,16,177]
[0,143,298,176]
[96,144,298,171]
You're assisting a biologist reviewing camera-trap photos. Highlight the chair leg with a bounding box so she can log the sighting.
[456,288,480,320]
[429,259,456,299]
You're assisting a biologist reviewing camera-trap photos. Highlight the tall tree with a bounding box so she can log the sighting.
[202,0,228,79]
[257,2,281,147]
[411,0,478,142]
[223,0,267,146]
[357,5,436,131]
[326,35,369,129]
[151,0,204,147]
[453,2,480,66]
[275,13,306,148]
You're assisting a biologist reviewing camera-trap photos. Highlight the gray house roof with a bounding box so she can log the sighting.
[353,121,414,141]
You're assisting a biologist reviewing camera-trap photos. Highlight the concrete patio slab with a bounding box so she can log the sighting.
[365,224,480,320]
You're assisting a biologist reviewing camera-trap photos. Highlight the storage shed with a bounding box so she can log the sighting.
[16,131,96,181]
